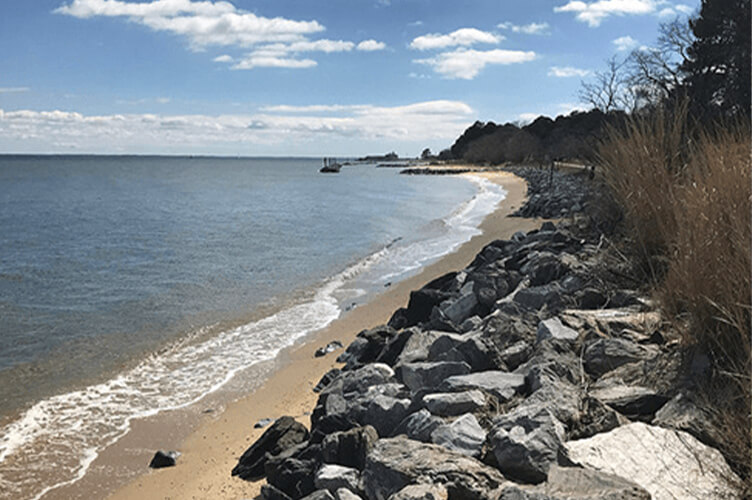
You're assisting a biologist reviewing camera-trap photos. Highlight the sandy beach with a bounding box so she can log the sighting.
[46,170,539,500]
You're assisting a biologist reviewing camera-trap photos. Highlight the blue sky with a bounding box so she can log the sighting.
[0,0,698,156]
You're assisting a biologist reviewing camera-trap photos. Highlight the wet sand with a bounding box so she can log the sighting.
[47,170,539,500]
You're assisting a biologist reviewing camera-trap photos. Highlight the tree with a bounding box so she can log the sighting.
[420,148,432,159]
[625,18,694,106]
[579,56,635,112]
[682,0,751,117]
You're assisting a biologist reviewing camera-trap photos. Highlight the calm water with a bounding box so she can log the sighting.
[0,156,506,499]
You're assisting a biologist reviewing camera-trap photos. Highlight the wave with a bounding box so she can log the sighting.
[0,174,506,500]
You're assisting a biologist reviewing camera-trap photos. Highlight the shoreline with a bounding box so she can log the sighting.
[44,170,538,500]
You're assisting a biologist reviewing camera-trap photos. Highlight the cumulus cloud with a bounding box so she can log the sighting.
[548,66,591,77]
[497,21,550,35]
[613,35,638,51]
[658,3,694,17]
[554,0,656,27]
[55,0,385,69]
[0,100,475,152]
[410,28,503,50]
[415,48,536,79]
[357,39,386,51]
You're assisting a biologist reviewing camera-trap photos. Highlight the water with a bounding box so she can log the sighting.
[0,155,506,499]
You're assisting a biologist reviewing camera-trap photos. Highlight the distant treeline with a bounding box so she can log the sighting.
[439,109,627,164]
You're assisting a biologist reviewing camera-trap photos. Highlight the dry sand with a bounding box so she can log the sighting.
[49,170,539,500]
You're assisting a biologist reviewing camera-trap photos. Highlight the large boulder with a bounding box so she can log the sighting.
[589,384,668,419]
[231,416,309,481]
[363,437,506,500]
[490,405,568,484]
[338,326,398,369]
[498,465,651,499]
[512,284,564,311]
[440,371,525,403]
[430,413,487,458]
[315,464,362,495]
[583,338,658,378]
[363,396,412,437]
[565,422,740,500]
[397,361,471,392]
[322,425,379,470]
[388,483,448,499]
[422,390,486,417]
[393,409,445,443]
[535,318,579,344]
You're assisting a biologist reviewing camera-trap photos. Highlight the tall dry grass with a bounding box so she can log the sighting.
[597,105,751,491]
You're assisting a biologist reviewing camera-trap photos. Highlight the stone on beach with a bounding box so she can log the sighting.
[231,416,309,481]
[148,450,179,469]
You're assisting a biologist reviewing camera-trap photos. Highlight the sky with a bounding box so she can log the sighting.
[0,0,699,156]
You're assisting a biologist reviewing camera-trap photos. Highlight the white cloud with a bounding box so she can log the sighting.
[613,35,638,51]
[408,20,424,27]
[675,4,694,14]
[0,100,475,152]
[0,87,30,93]
[410,28,503,50]
[415,48,536,79]
[659,4,694,17]
[497,21,550,35]
[55,0,382,69]
[554,0,656,27]
[357,40,386,51]
[548,65,591,77]
[518,113,541,123]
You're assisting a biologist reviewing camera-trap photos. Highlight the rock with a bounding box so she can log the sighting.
[583,338,658,378]
[388,483,448,499]
[497,341,533,371]
[535,318,579,344]
[335,488,364,500]
[316,340,344,357]
[261,484,293,500]
[441,371,525,403]
[590,384,668,418]
[337,364,396,395]
[491,406,568,484]
[267,455,319,498]
[422,390,486,417]
[652,392,716,446]
[363,437,506,500]
[434,290,478,327]
[322,425,379,470]
[389,289,453,329]
[393,409,445,443]
[314,369,342,393]
[523,253,567,287]
[513,284,563,311]
[148,450,179,469]
[427,333,495,371]
[576,288,608,309]
[460,315,483,333]
[363,396,411,437]
[301,490,336,500]
[430,413,486,458]
[568,396,628,440]
[338,326,397,368]
[500,465,650,499]
[231,416,309,481]
[255,418,275,429]
[315,464,362,494]
[565,422,740,500]
[392,330,443,365]
[397,361,471,392]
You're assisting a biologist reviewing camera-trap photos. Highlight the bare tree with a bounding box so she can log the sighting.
[625,19,694,106]
[578,56,633,112]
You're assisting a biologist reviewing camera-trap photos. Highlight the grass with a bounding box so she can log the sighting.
[597,103,751,493]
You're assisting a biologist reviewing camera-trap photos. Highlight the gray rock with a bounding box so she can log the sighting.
[316,340,344,357]
[513,284,563,311]
[363,396,411,437]
[436,290,478,326]
[397,361,471,392]
[652,392,716,446]
[428,333,496,371]
[314,369,342,393]
[255,418,274,429]
[569,396,628,440]
[301,490,336,500]
[461,315,483,333]
[497,341,533,371]
[322,425,379,470]
[440,371,525,403]
[590,384,668,417]
[583,338,658,378]
[430,413,487,457]
[363,437,506,500]
[392,329,442,365]
[337,326,397,368]
[339,364,396,395]
[536,318,579,344]
[388,483,448,499]
[266,455,319,498]
[565,422,740,500]
[231,416,309,481]
[491,405,568,484]
[422,390,486,417]
[393,409,445,442]
[542,465,650,499]
[335,489,364,500]
[315,464,362,494]
[261,484,293,500]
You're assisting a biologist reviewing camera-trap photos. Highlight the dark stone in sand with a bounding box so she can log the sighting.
[149,450,179,468]
[316,340,344,357]
[231,416,309,481]
[255,418,274,429]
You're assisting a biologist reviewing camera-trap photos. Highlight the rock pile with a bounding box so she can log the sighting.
[233,219,737,499]
[506,167,594,219]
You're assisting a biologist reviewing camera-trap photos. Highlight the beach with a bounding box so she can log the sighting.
[38,170,536,500]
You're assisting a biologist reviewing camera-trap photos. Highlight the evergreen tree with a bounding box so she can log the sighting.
[682,0,751,118]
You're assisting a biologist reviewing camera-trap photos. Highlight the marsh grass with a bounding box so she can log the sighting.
[597,104,751,492]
